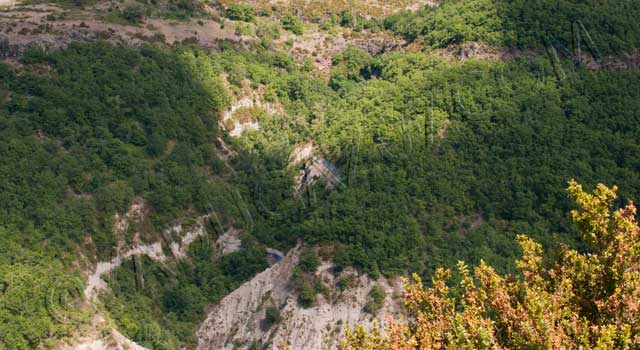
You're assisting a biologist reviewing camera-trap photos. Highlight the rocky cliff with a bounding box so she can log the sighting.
[197,247,404,350]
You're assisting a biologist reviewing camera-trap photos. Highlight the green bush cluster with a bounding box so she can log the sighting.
[290,249,325,308]
[363,285,386,315]
[264,305,282,327]
[298,248,320,273]
[225,4,256,22]
[281,14,304,35]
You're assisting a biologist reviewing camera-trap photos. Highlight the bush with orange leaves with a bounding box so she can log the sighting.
[343,180,640,350]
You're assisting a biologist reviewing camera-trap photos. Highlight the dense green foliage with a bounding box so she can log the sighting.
[384,0,640,54]
[385,0,506,47]
[1,42,231,258]
[225,3,256,22]
[227,47,640,280]
[0,228,86,350]
[281,14,304,35]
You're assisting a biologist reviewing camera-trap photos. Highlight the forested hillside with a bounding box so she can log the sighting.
[384,0,640,53]
[344,181,640,349]
[1,0,640,349]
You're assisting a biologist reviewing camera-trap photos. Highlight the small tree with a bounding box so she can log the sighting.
[298,248,320,273]
[363,285,386,315]
[343,180,640,349]
[281,14,304,35]
[121,5,144,24]
[265,306,282,327]
[225,4,256,22]
[339,10,354,27]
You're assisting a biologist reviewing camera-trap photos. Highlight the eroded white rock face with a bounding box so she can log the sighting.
[197,245,302,350]
[197,249,403,350]
[271,265,403,350]
[169,219,208,260]
[294,156,342,195]
[289,142,342,196]
[216,227,243,255]
[221,81,284,137]
[289,142,315,166]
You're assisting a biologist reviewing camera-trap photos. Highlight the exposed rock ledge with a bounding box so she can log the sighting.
[84,215,213,301]
[197,246,404,350]
[290,142,342,196]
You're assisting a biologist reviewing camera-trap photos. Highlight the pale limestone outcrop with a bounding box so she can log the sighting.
[221,81,284,137]
[197,245,302,350]
[268,264,403,350]
[290,142,342,195]
[197,249,403,350]
[216,227,243,255]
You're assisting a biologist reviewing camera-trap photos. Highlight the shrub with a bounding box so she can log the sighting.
[226,4,256,22]
[298,248,320,273]
[234,22,254,36]
[281,14,304,35]
[339,10,354,27]
[298,284,317,307]
[264,306,282,327]
[292,268,318,308]
[363,285,386,315]
[337,274,356,291]
[121,5,145,24]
